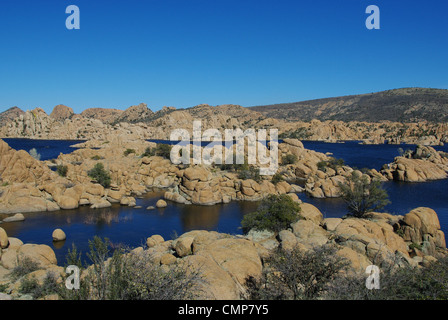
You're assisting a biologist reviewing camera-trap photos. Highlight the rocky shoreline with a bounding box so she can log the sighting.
[0,204,446,300]
[380,145,448,182]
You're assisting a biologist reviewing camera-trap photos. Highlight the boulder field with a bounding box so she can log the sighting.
[1,137,447,216]
[0,137,364,215]
[0,205,446,300]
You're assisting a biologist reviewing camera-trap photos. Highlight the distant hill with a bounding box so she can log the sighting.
[249,88,448,122]
[49,105,75,120]
[80,108,124,124]
[143,104,266,134]
[0,107,25,127]
[112,103,154,124]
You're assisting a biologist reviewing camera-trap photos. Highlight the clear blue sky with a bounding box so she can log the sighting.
[0,0,447,114]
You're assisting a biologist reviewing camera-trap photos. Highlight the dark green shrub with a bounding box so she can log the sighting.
[279,128,311,140]
[91,155,102,160]
[59,237,204,300]
[10,257,41,280]
[18,272,60,299]
[154,144,172,159]
[0,283,8,293]
[246,245,349,300]
[142,147,155,157]
[241,194,301,234]
[220,156,249,172]
[409,242,423,251]
[282,154,298,165]
[142,144,172,159]
[317,161,327,171]
[18,276,40,295]
[329,158,345,169]
[87,163,111,188]
[271,173,284,185]
[238,166,261,182]
[326,256,448,300]
[317,158,345,172]
[56,165,68,177]
[123,148,136,156]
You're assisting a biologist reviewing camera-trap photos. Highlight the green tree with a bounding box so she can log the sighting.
[241,194,301,234]
[338,171,390,218]
[87,163,111,188]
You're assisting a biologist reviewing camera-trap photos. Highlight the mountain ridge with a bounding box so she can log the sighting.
[2,87,448,124]
[249,87,448,123]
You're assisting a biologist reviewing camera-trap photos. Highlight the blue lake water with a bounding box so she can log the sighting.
[2,138,86,161]
[0,189,258,264]
[302,140,448,170]
[1,138,447,265]
[301,141,448,236]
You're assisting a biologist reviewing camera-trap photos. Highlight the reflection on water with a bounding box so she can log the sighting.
[52,240,66,250]
[180,205,221,231]
[82,209,133,226]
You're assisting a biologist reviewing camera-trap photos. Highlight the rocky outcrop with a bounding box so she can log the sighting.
[0,228,63,300]
[139,230,263,299]
[115,205,446,299]
[0,107,25,127]
[381,146,448,182]
[113,103,154,124]
[164,164,300,206]
[0,107,155,141]
[0,230,263,300]
[0,139,56,185]
[0,139,63,213]
[49,105,74,121]
[278,138,371,199]
[80,107,124,124]
[52,229,66,242]
[0,139,161,214]
[399,208,446,257]
[244,205,447,273]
